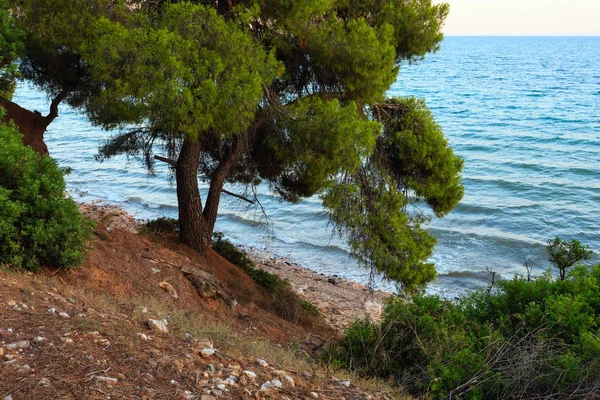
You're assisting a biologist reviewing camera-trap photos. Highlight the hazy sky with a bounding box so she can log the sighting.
[436,0,600,36]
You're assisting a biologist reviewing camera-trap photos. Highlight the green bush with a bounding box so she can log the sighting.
[0,116,93,270]
[211,233,322,324]
[329,264,600,399]
[141,216,179,235]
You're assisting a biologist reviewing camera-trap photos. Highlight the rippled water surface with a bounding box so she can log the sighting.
[12,36,600,295]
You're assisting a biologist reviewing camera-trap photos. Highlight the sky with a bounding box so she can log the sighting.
[436,0,600,36]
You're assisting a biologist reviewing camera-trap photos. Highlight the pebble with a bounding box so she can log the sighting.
[159,281,178,299]
[272,378,283,388]
[7,300,16,307]
[4,340,30,350]
[47,308,56,314]
[201,348,215,358]
[310,392,319,399]
[3,395,13,400]
[256,358,269,367]
[260,381,274,392]
[58,311,70,318]
[33,336,45,343]
[21,364,32,373]
[243,370,257,381]
[283,375,295,387]
[137,333,149,341]
[38,377,52,387]
[337,379,351,387]
[147,319,169,334]
[200,395,215,400]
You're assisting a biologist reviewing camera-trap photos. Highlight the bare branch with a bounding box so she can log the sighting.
[221,189,255,205]
[154,155,177,167]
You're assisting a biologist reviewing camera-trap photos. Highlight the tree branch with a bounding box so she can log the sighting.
[45,89,69,124]
[154,155,177,167]
[221,189,255,205]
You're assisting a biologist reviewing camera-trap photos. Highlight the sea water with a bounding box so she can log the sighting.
[11,37,600,295]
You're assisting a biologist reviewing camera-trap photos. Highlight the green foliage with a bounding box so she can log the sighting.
[211,233,322,324]
[0,0,24,98]
[329,262,600,399]
[0,114,93,270]
[141,217,179,235]
[547,236,593,280]
[14,0,461,290]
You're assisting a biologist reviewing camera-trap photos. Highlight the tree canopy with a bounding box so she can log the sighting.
[12,0,462,291]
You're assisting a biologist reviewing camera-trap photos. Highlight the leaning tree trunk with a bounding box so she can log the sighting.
[0,92,66,156]
[176,137,212,254]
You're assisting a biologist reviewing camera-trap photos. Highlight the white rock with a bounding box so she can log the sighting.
[216,384,226,391]
[170,379,178,385]
[200,348,215,358]
[147,319,169,334]
[33,336,45,343]
[337,379,351,387]
[256,358,269,368]
[137,333,149,341]
[310,392,319,399]
[3,395,13,400]
[224,377,236,386]
[243,370,257,380]
[4,340,30,350]
[260,381,274,392]
[47,308,56,314]
[283,375,295,387]
[61,337,73,344]
[272,379,283,388]
[39,377,51,386]
[58,312,70,318]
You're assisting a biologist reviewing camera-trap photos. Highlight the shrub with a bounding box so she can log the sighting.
[141,216,179,235]
[211,233,322,324]
[0,116,93,270]
[329,263,600,399]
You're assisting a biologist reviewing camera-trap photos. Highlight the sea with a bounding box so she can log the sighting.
[11,36,600,296]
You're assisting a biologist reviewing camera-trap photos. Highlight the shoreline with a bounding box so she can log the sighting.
[77,201,390,332]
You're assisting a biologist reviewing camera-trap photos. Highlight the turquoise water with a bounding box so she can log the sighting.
[12,37,600,295]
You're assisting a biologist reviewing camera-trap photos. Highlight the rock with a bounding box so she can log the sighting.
[47,308,56,314]
[283,375,295,387]
[200,395,215,400]
[4,340,30,350]
[256,358,269,368]
[243,370,257,381]
[147,319,169,334]
[21,364,32,373]
[7,300,16,307]
[3,395,13,400]
[38,377,52,387]
[260,381,274,392]
[151,268,161,274]
[310,392,319,399]
[58,311,70,318]
[271,379,283,388]
[200,348,215,358]
[337,379,351,387]
[159,282,178,299]
[137,333,149,341]
[61,337,74,344]
[95,376,118,385]
[181,265,222,299]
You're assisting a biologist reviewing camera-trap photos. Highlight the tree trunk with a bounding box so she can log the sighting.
[176,137,211,254]
[0,97,51,155]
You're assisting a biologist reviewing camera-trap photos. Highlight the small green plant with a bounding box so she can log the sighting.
[141,217,179,235]
[547,236,593,280]
[211,233,322,324]
[0,114,93,270]
[329,250,600,399]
